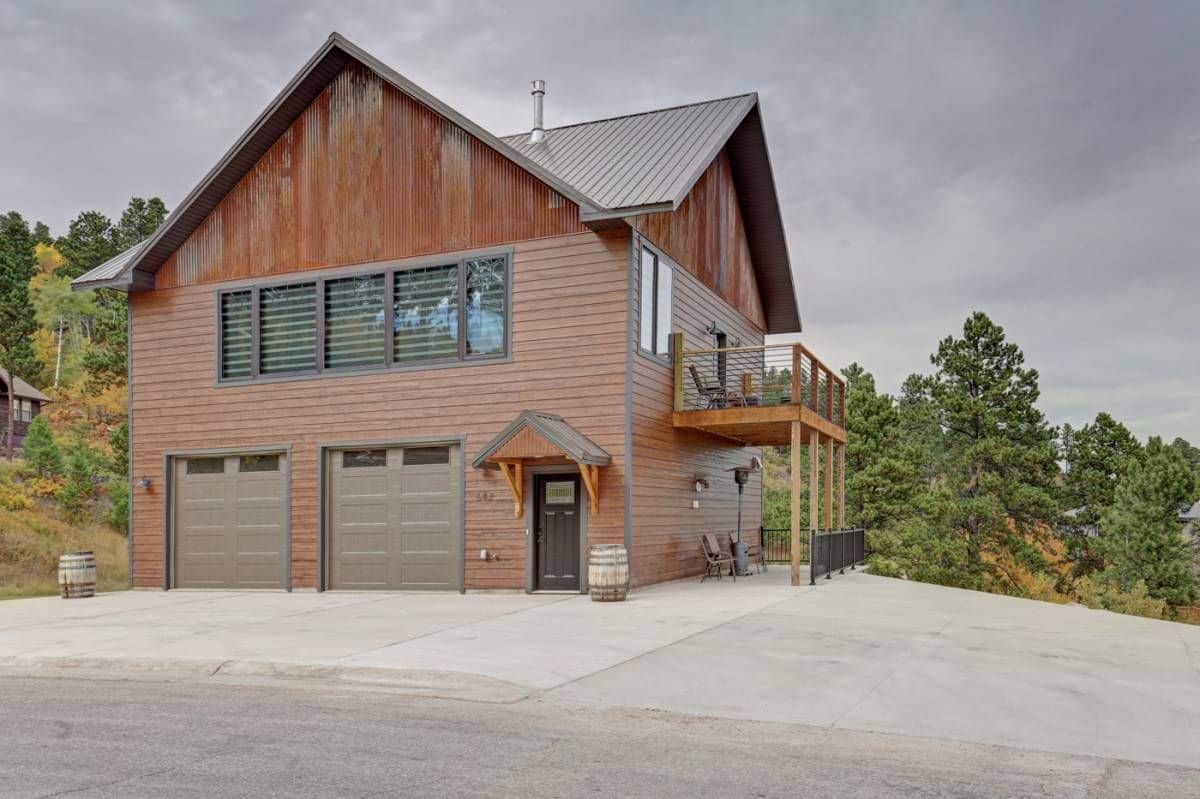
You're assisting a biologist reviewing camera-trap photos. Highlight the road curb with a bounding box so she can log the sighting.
[0,655,531,704]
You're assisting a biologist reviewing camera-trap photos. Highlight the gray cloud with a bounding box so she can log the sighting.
[2,0,1195,440]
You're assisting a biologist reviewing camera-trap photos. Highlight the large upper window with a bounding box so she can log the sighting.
[218,252,510,383]
[639,245,673,358]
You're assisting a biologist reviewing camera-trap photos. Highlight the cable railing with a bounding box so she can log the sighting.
[672,335,845,429]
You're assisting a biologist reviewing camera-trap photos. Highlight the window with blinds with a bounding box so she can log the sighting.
[325,274,385,370]
[217,253,509,384]
[394,264,459,364]
[220,290,253,379]
[466,257,507,357]
[260,283,316,375]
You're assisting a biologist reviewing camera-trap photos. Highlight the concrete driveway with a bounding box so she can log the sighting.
[3,568,1199,769]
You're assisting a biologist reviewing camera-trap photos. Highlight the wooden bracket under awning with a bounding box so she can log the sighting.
[472,411,612,519]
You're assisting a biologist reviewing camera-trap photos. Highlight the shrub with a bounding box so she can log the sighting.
[104,478,129,534]
[57,441,102,523]
[21,415,62,478]
[1074,572,1167,620]
[108,420,128,477]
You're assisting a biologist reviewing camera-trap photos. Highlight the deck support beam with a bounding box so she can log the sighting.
[837,443,846,529]
[824,437,834,530]
[809,430,819,532]
[790,421,802,586]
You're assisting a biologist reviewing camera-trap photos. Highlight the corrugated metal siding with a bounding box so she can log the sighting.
[503,94,756,211]
[157,64,585,289]
[631,150,764,330]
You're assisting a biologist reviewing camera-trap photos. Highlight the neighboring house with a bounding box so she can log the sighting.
[1182,501,1200,580]
[72,34,846,593]
[0,369,50,452]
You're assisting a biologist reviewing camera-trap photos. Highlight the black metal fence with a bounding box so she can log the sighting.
[809,528,866,583]
[760,527,809,563]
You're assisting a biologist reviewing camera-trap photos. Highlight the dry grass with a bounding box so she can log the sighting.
[0,506,128,599]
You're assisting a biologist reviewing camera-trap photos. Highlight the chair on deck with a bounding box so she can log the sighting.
[689,365,743,409]
[701,534,735,582]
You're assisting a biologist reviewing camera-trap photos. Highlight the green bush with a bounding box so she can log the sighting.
[21,416,62,478]
[108,420,128,477]
[104,478,129,534]
[56,441,102,523]
[1074,572,1167,620]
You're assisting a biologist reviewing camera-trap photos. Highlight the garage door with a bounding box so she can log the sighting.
[329,444,459,590]
[173,453,288,589]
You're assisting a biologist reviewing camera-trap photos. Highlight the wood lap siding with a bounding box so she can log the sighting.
[629,149,765,330]
[629,250,764,584]
[130,231,628,589]
[158,64,584,290]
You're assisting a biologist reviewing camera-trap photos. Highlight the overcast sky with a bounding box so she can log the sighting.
[3,1,1196,442]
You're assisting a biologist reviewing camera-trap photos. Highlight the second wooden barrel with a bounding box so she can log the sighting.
[588,544,629,602]
[58,551,96,599]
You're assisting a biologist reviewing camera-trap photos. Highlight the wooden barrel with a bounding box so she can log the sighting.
[58,551,96,599]
[588,544,629,602]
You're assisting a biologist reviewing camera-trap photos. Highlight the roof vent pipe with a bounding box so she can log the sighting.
[530,80,546,143]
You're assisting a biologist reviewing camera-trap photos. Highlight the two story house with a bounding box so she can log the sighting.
[73,34,846,594]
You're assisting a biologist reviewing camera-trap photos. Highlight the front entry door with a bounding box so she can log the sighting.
[534,474,581,591]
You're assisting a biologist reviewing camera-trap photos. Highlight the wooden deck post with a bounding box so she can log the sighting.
[809,430,819,532]
[837,443,846,529]
[671,332,685,412]
[790,420,802,586]
[824,438,834,530]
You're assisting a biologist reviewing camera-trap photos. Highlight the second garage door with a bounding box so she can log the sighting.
[328,444,460,590]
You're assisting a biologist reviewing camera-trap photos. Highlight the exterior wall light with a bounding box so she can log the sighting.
[136,476,152,490]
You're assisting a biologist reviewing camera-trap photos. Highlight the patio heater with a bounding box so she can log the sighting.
[727,457,763,575]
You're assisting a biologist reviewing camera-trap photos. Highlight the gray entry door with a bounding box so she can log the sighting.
[329,445,459,590]
[535,474,581,591]
[174,453,287,589]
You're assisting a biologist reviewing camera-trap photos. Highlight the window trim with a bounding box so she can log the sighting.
[637,242,673,363]
[215,248,513,386]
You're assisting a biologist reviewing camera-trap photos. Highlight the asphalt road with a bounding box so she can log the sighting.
[2,677,1196,798]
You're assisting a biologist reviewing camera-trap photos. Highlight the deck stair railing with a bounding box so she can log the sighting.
[673,337,844,428]
[809,528,866,584]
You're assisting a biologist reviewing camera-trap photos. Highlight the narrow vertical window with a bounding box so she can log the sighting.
[220,290,252,380]
[639,248,655,352]
[655,259,673,356]
[259,283,316,375]
[639,245,672,357]
[394,264,459,364]
[324,274,385,370]
[465,257,507,357]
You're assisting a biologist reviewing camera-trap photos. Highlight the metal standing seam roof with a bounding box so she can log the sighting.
[68,33,802,334]
[0,369,51,403]
[501,93,757,213]
[472,411,612,469]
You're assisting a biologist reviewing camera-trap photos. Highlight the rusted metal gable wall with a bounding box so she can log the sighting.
[159,63,584,288]
[628,149,765,331]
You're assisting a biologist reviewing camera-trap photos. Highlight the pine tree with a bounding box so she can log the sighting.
[21,415,63,478]
[0,211,44,460]
[1098,437,1197,607]
[842,363,921,531]
[1060,413,1142,575]
[927,312,1059,587]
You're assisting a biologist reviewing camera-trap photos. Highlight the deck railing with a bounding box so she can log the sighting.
[809,528,866,583]
[672,335,845,428]
[761,527,808,563]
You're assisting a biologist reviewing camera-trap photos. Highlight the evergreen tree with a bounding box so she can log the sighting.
[841,363,921,531]
[927,312,1059,587]
[1060,412,1142,577]
[109,419,129,477]
[897,372,944,488]
[114,197,167,249]
[0,211,44,460]
[21,415,63,478]
[1167,437,1200,482]
[56,210,118,281]
[1062,413,1142,521]
[32,221,53,246]
[1098,437,1197,607]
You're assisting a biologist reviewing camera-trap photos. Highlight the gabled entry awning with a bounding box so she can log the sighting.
[473,411,611,517]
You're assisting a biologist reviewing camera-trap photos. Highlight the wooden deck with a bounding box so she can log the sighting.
[671,404,844,445]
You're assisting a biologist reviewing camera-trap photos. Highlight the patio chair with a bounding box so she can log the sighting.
[701,534,735,582]
[689,365,744,409]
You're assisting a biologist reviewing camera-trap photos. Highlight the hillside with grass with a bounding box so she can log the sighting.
[0,201,160,598]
